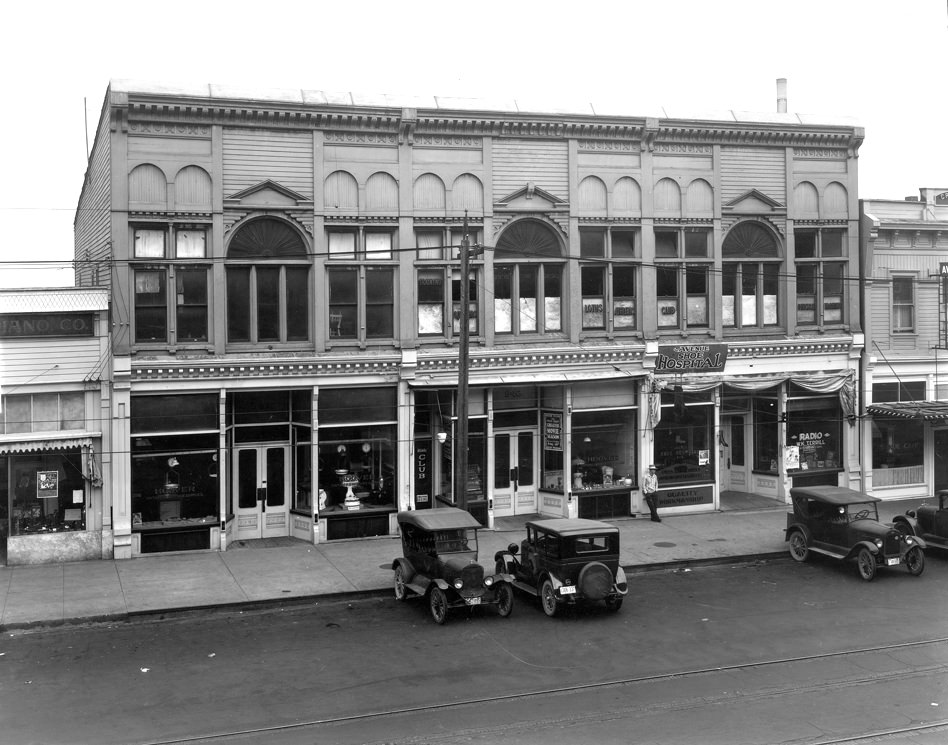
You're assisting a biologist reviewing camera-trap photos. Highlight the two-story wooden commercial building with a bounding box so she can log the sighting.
[861,187,948,498]
[74,79,866,558]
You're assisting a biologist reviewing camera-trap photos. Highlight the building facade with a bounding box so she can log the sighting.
[73,80,866,559]
[0,289,112,565]
[861,187,948,498]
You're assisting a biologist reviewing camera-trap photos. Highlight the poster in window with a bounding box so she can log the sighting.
[784,445,800,471]
[37,470,59,499]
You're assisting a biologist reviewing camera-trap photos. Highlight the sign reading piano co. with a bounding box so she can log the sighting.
[655,343,728,373]
[0,313,95,338]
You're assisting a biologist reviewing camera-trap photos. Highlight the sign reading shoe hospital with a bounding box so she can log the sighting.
[655,343,728,373]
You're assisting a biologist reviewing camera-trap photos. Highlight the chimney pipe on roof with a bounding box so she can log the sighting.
[777,78,787,113]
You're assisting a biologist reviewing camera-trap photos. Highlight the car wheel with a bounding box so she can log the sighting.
[788,531,809,563]
[856,547,877,581]
[604,595,623,612]
[540,579,558,618]
[429,587,448,625]
[905,546,925,577]
[394,565,410,601]
[496,582,514,618]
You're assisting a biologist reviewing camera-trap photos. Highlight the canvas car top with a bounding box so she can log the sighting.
[396,507,482,531]
[526,518,620,536]
[789,485,882,505]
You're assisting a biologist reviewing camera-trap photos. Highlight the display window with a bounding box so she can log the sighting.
[753,396,779,472]
[654,388,714,485]
[785,396,842,476]
[130,434,220,525]
[568,410,637,490]
[871,418,923,487]
[6,452,86,535]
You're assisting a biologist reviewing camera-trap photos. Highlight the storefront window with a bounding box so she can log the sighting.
[569,410,637,490]
[9,452,86,535]
[130,434,220,524]
[654,389,714,485]
[871,418,923,487]
[785,397,842,476]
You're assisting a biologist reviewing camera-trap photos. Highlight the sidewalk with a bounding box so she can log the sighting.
[0,496,927,630]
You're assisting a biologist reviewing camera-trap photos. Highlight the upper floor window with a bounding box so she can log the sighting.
[795,229,846,327]
[722,222,781,329]
[494,220,564,337]
[132,225,210,344]
[327,227,397,342]
[580,227,639,332]
[415,227,483,339]
[892,276,915,333]
[226,218,310,345]
[2,392,85,434]
[654,228,711,330]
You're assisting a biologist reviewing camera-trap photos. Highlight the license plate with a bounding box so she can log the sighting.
[465,596,481,605]
[886,558,900,566]
[560,585,576,595]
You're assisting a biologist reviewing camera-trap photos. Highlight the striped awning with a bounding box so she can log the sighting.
[866,402,948,421]
[0,436,93,455]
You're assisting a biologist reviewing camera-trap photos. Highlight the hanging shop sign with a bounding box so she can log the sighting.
[655,343,728,373]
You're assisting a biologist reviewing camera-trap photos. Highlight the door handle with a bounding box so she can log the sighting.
[510,467,518,483]
[257,487,266,511]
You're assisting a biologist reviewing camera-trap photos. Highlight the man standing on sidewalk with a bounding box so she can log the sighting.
[642,465,661,522]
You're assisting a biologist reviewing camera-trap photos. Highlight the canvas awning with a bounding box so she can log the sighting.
[866,401,948,421]
[0,435,94,455]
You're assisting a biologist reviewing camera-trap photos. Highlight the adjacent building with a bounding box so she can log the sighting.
[861,187,948,498]
[68,79,866,560]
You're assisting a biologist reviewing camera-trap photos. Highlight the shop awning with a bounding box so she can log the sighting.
[0,435,94,455]
[866,402,948,421]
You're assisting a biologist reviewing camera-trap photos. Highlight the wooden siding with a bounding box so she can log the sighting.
[452,174,483,211]
[129,164,168,207]
[365,172,398,211]
[223,129,313,198]
[492,139,569,200]
[414,173,446,209]
[578,176,608,212]
[720,147,786,205]
[1,337,107,385]
[74,115,112,288]
[174,165,213,210]
[612,177,642,214]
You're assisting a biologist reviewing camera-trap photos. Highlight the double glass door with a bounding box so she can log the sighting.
[493,429,537,517]
[234,445,290,540]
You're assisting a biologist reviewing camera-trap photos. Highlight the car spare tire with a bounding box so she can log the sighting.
[578,562,613,601]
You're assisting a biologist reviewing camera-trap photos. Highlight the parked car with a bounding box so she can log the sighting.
[896,489,948,551]
[392,507,514,624]
[494,518,628,616]
[785,485,926,581]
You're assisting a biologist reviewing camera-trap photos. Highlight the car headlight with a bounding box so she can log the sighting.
[905,536,914,544]
[453,578,464,589]
[874,539,883,549]
[484,576,494,586]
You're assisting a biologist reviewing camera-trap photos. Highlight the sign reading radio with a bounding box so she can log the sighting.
[655,343,728,373]
[0,313,95,338]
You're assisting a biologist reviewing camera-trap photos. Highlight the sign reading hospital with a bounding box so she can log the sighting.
[655,343,728,373]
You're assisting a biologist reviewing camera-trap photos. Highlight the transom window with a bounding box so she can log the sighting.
[132,224,210,344]
[226,218,310,344]
[722,222,781,329]
[795,228,846,327]
[654,228,711,330]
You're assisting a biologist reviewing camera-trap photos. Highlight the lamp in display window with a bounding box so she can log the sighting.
[334,444,349,475]
[165,457,180,491]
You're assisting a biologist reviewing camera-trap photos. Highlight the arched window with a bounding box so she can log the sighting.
[721,222,781,329]
[494,220,564,335]
[226,218,310,344]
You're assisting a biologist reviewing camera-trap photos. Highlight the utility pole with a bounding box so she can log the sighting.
[454,212,471,512]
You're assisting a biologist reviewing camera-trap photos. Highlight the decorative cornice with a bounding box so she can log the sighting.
[131,359,400,382]
[128,120,211,137]
[324,131,398,145]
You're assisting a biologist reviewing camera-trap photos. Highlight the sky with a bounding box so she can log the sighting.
[2,0,946,289]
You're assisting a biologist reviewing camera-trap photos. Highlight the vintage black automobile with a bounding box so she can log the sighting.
[494,518,628,616]
[785,485,926,581]
[392,507,514,625]
[896,489,948,551]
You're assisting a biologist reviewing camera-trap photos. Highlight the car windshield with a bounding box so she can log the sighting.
[846,502,878,521]
[435,528,477,555]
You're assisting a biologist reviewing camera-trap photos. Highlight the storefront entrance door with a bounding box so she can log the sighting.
[934,430,948,493]
[493,429,537,517]
[720,415,749,493]
[234,446,290,540]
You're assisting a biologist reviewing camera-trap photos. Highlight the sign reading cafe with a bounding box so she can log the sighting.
[655,343,728,373]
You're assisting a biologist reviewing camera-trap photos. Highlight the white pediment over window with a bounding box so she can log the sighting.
[224,180,313,208]
[495,182,568,212]
[724,189,784,214]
